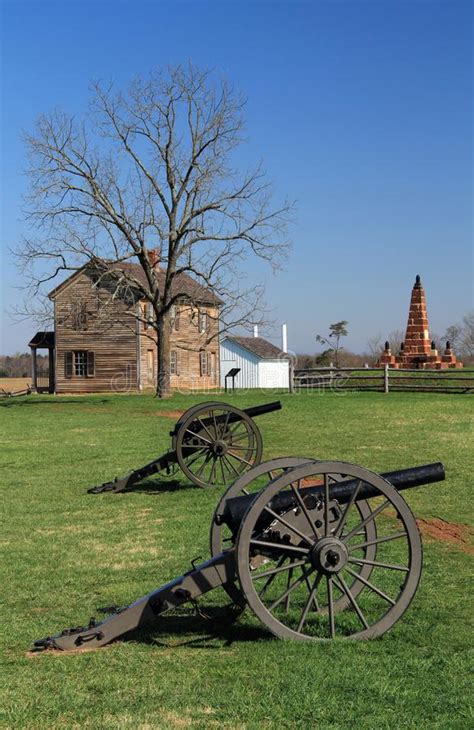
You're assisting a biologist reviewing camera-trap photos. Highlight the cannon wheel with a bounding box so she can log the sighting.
[212,458,378,609]
[210,457,314,603]
[236,461,422,641]
[175,402,263,488]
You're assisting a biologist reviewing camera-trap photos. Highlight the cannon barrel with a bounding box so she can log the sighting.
[171,401,282,436]
[219,462,445,531]
[240,401,282,419]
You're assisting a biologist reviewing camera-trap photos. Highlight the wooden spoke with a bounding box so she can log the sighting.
[184,429,212,446]
[251,559,307,581]
[290,481,320,539]
[334,574,369,630]
[348,557,409,572]
[220,458,228,486]
[195,451,213,479]
[218,410,231,440]
[284,563,295,612]
[349,531,407,552]
[327,576,335,638]
[209,456,218,485]
[227,451,253,467]
[212,411,219,440]
[227,444,259,451]
[335,480,362,538]
[195,416,216,442]
[324,474,330,537]
[249,539,310,555]
[343,499,391,543]
[297,573,323,633]
[223,454,240,477]
[301,567,321,613]
[345,567,397,606]
[263,505,315,546]
[268,566,314,613]
[183,448,209,471]
[258,556,286,598]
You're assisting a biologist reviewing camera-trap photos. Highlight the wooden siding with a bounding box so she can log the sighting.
[138,303,220,391]
[53,273,220,393]
[219,337,289,389]
[54,273,138,393]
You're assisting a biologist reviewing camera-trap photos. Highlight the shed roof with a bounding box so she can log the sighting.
[28,331,55,348]
[224,336,289,360]
[48,261,222,305]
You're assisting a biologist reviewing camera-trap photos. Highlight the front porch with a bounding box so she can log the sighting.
[28,331,55,393]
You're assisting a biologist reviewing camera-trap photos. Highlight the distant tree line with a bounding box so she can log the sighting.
[0,353,48,378]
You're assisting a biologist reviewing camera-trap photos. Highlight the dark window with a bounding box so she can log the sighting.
[86,351,95,377]
[65,352,73,379]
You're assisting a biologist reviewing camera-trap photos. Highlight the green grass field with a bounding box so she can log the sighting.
[1,391,473,729]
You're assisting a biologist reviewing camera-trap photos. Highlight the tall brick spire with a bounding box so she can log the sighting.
[376,274,463,369]
[402,275,432,357]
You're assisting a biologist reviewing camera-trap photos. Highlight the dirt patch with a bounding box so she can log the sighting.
[416,517,474,553]
[155,410,185,419]
[301,478,324,488]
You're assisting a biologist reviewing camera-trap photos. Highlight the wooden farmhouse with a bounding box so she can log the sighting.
[28,261,221,393]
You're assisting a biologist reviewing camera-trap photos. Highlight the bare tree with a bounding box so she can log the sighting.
[386,328,405,354]
[365,333,383,365]
[444,312,474,360]
[460,311,474,358]
[443,323,463,352]
[16,65,292,397]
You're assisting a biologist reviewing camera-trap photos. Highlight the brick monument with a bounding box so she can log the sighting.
[377,275,463,369]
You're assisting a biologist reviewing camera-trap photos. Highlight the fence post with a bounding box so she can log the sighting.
[289,361,294,394]
[384,364,389,394]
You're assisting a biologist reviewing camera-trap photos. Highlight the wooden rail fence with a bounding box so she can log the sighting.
[292,366,474,394]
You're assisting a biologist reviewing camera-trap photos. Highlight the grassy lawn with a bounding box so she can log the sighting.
[1,390,473,729]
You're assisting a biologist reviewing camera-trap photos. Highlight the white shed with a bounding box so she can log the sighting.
[220,335,290,390]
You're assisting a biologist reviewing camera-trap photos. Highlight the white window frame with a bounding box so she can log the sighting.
[74,351,87,377]
[198,309,208,333]
[170,350,178,375]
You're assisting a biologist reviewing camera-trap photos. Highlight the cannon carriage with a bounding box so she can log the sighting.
[34,457,444,650]
[88,400,280,493]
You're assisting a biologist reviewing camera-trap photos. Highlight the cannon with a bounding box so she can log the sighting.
[33,457,445,650]
[88,400,281,492]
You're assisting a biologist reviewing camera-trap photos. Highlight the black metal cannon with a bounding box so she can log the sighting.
[88,400,281,492]
[34,457,445,650]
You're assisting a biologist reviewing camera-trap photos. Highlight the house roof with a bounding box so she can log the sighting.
[28,331,55,348]
[48,261,222,305]
[225,336,290,360]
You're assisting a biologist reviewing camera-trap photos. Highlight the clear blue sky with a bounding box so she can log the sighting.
[1,0,472,355]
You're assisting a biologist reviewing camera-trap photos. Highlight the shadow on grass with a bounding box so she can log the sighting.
[108,478,197,495]
[121,610,271,649]
[0,397,110,408]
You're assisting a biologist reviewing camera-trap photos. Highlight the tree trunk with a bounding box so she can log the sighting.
[156,315,172,398]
